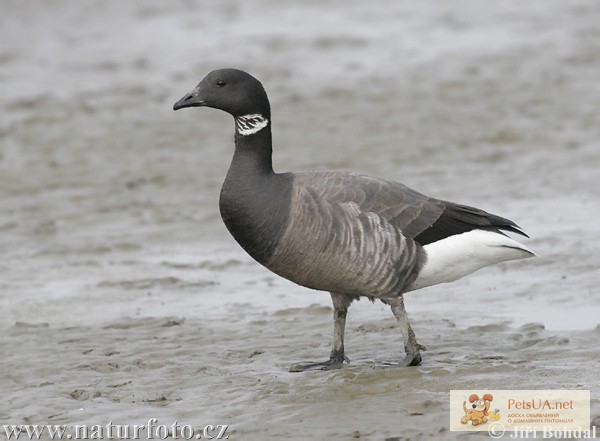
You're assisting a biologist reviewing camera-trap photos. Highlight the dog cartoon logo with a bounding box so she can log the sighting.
[461,393,495,426]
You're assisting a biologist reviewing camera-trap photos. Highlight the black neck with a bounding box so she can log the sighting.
[230,122,274,176]
[220,119,292,266]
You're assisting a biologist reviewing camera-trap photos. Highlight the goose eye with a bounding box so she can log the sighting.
[216,80,226,87]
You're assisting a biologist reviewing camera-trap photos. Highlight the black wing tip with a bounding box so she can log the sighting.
[475,209,530,238]
[412,202,531,245]
[497,223,530,238]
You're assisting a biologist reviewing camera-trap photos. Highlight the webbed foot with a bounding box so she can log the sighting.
[288,352,350,372]
[400,342,426,366]
[400,351,422,367]
[379,343,426,368]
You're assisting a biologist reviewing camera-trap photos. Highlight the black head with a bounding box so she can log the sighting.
[173,68,270,118]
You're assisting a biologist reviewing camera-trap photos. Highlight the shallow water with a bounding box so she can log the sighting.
[1,1,599,439]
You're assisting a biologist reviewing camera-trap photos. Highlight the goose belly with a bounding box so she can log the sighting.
[265,211,424,297]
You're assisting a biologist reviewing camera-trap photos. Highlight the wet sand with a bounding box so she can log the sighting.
[1,1,599,439]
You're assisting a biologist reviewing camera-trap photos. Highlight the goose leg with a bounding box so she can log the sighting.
[388,295,426,367]
[288,292,352,372]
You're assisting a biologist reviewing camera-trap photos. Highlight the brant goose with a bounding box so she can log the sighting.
[173,68,535,371]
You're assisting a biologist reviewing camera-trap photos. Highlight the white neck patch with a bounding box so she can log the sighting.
[235,114,269,136]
